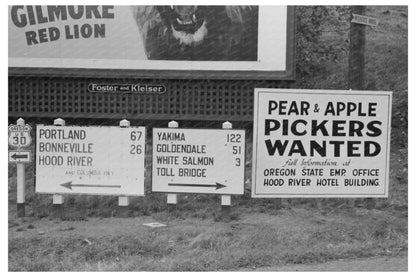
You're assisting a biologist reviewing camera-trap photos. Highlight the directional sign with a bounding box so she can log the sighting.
[152,128,245,194]
[35,125,146,196]
[8,124,32,148]
[252,88,392,198]
[352,14,379,27]
[9,150,31,163]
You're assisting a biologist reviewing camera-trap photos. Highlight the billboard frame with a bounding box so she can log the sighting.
[8,6,295,80]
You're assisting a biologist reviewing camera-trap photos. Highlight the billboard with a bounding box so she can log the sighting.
[8,5,294,79]
[252,89,392,198]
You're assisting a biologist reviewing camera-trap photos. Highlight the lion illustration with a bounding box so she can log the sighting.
[132,6,258,61]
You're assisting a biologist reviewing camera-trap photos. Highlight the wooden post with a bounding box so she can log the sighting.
[118,119,131,217]
[167,121,178,211]
[16,118,26,217]
[221,121,233,219]
[348,5,366,90]
[52,118,65,218]
[349,7,376,209]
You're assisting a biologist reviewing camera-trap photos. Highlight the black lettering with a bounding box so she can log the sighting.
[347,141,361,157]
[11,6,27,28]
[366,121,382,137]
[38,28,48,43]
[26,6,36,25]
[35,6,48,24]
[68,6,84,19]
[80,24,92,37]
[47,6,68,22]
[288,140,307,156]
[102,6,114,19]
[310,140,326,157]
[25,31,38,45]
[94,24,105,38]
[349,120,364,137]
[268,100,277,114]
[301,101,310,115]
[311,120,329,136]
[265,139,288,156]
[329,141,344,157]
[265,119,280,135]
[85,6,101,18]
[332,120,346,136]
[49,27,60,41]
[368,102,377,116]
[324,102,335,116]
[364,141,381,157]
[291,120,307,136]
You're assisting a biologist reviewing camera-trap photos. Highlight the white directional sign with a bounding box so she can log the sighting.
[352,14,379,26]
[152,128,245,194]
[252,89,392,198]
[8,124,32,148]
[9,150,31,163]
[36,125,146,196]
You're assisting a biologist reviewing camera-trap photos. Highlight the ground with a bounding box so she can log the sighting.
[8,205,407,271]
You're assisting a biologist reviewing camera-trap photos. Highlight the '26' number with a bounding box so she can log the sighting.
[130,145,142,155]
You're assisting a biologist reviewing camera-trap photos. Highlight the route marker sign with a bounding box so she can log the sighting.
[8,150,31,163]
[252,89,392,198]
[35,125,146,196]
[8,124,32,148]
[152,128,245,195]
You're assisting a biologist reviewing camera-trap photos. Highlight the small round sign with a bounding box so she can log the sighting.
[8,124,32,149]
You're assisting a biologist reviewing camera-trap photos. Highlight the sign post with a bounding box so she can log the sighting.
[118,119,131,217]
[252,88,392,199]
[8,118,33,217]
[52,118,65,218]
[16,118,27,217]
[349,6,366,91]
[221,121,233,218]
[166,121,179,211]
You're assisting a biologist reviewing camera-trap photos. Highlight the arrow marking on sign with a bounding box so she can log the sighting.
[168,182,227,190]
[60,181,121,190]
[11,153,28,159]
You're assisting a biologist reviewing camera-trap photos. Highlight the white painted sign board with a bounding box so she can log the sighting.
[352,14,379,26]
[252,89,392,198]
[36,125,145,196]
[9,150,31,163]
[152,128,245,194]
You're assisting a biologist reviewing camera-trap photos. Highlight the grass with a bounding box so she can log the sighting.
[8,207,407,271]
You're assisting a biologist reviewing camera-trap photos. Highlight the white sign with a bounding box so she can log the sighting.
[352,14,379,26]
[152,128,245,194]
[252,89,392,198]
[36,125,146,196]
[8,124,32,148]
[9,150,31,163]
